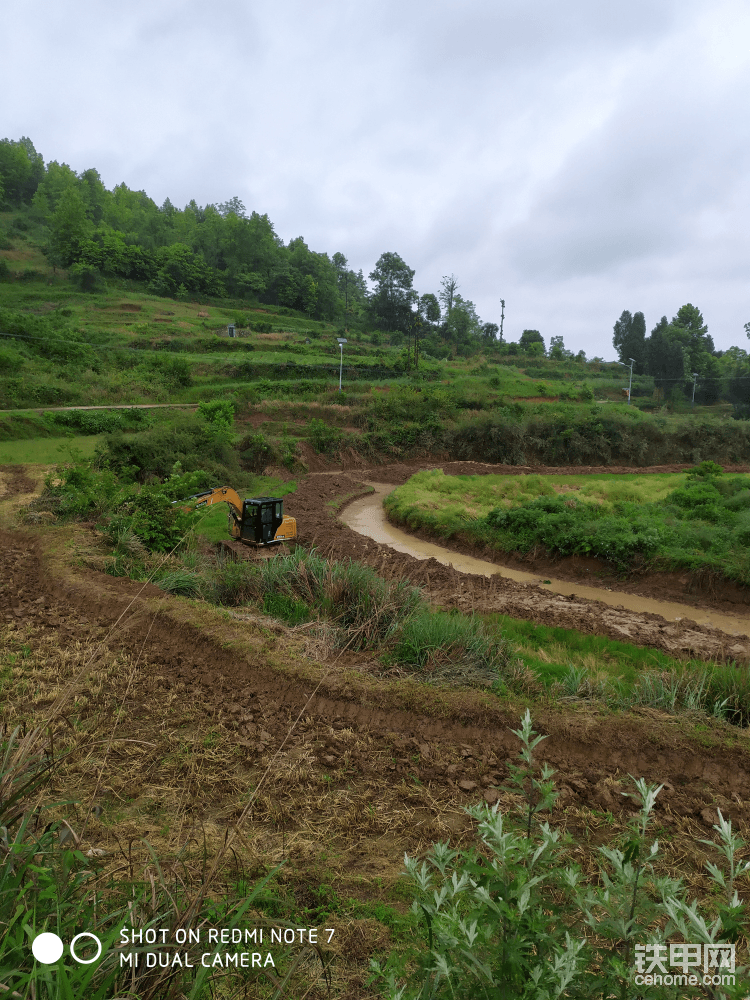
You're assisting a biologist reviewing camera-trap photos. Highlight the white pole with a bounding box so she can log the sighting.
[339,343,343,391]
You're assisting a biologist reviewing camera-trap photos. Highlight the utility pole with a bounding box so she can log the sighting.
[692,372,699,407]
[499,299,505,342]
[618,357,635,404]
[337,337,347,392]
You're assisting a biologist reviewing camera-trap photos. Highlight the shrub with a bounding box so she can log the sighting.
[372,712,749,999]
[101,413,240,483]
[197,398,235,438]
[238,430,277,471]
[68,262,106,292]
[309,417,343,454]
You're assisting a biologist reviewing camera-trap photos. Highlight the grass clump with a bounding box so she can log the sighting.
[210,548,423,651]
[393,610,512,682]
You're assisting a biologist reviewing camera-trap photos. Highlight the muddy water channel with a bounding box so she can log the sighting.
[342,483,750,637]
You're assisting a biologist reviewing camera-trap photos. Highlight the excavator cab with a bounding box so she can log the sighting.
[239,497,285,545]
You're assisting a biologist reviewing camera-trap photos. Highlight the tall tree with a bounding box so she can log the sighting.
[646,316,684,394]
[439,274,459,318]
[49,185,91,266]
[669,303,713,374]
[612,309,647,373]
[420,292,440,326]
[548,335,573,360]
[0,137,43,206]
[519,329,545,355]
[368,252,415,331]
[218,196,246,218]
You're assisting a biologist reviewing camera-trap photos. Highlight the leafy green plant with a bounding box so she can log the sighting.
[371,713,749,1000]
[239,430,277,471]
[308,417,343,454]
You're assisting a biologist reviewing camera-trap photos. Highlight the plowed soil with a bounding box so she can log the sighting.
[3,461,750,995]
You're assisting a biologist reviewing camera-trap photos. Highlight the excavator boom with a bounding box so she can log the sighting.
[179,486,244,518]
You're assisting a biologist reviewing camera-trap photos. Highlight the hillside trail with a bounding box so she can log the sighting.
[341,482,750,637]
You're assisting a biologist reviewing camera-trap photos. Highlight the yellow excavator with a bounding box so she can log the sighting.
[175,487,297,547]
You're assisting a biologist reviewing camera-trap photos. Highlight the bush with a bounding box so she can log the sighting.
[238,430,277,471]
[197,398,235,438]
[68,262,106,292]
[372,711,749,999]
[101,413,240,483]
[309,417,343,454]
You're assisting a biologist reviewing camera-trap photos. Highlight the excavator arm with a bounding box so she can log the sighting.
[174,486,244,525]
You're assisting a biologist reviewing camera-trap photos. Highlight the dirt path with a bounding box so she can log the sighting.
[342,482,750,637]
[4,403,199,413]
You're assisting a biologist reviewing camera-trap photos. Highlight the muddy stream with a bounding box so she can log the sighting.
[341,483,750,636]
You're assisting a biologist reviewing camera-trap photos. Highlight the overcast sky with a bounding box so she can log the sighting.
[4,0,749,357]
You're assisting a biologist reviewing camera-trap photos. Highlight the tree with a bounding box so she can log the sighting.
[0,137,43,206]
[49,185,91,266]
[669,303,713,375]
[482,322,499,341]
[368,251,415,331]
[420,292,440,326]
[612,310,647,373]
[445,296,481,343]
[218,196,246,218]
[333,252,354,315]
[439,274,459,318]
[519,329,545,355]
[549,335,573,360]
[646,316,684,395]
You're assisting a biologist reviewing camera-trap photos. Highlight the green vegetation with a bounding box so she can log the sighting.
[373,711,749,999]
[0,725,317,998]
[386,463,750,584]
[0,435,101,463]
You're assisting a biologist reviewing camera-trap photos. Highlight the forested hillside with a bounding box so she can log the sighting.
[2,134,750,412]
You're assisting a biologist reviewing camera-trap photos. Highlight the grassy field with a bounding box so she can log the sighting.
[385,466,750,585]
[0,434,101,463]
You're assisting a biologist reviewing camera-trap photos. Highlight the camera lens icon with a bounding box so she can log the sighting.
[32,932,102,965]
